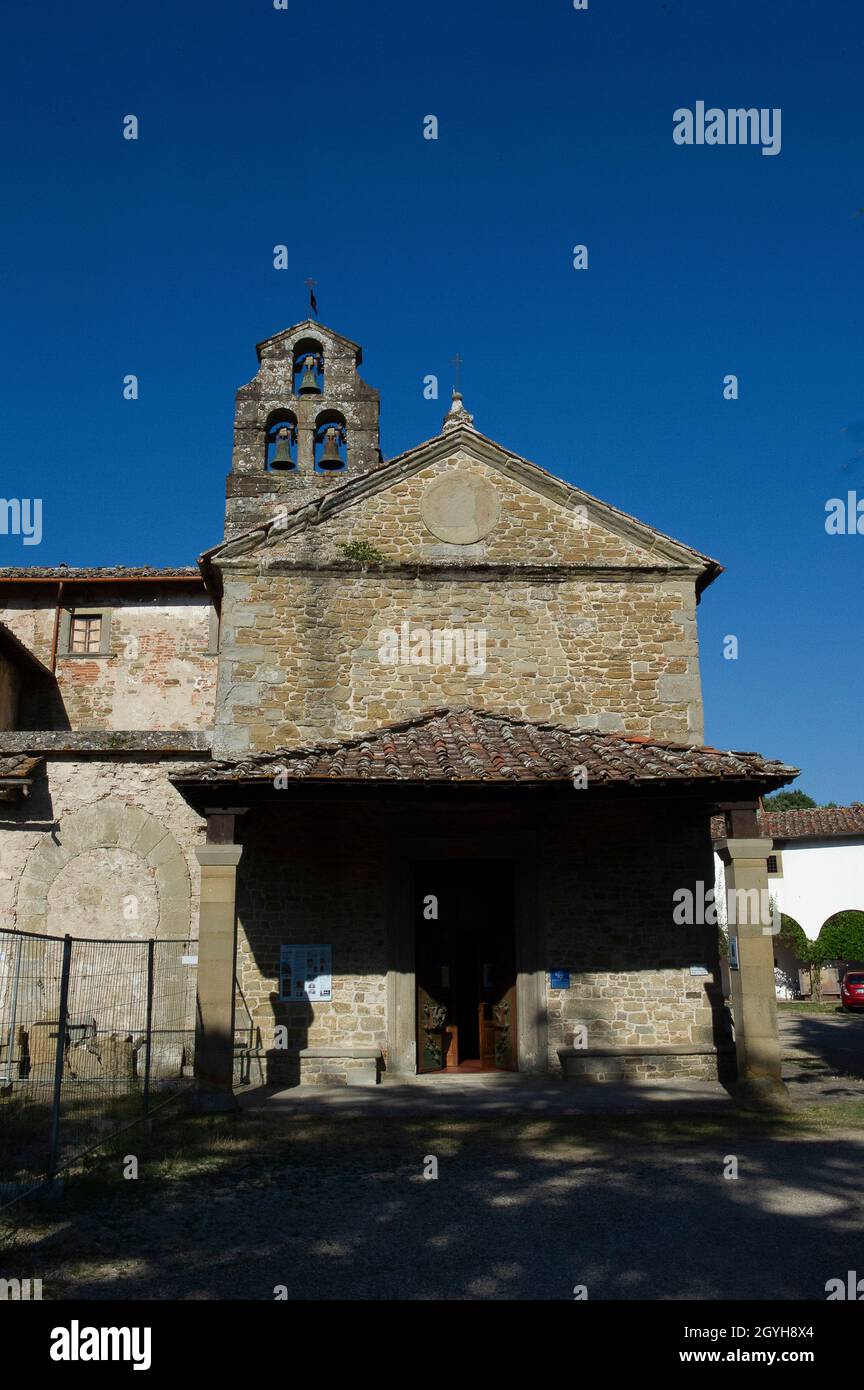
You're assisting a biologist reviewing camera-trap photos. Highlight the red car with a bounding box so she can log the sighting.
[841,972,864,1011]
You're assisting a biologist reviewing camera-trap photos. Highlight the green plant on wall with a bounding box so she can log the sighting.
[338,540,384,568]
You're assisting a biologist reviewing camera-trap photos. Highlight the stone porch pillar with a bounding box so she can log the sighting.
[193,812,244,1110]
[716,803,784,1098]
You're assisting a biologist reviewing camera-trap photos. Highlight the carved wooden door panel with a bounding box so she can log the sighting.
[417,981,449,1072]
[491,982,517,1071]
[477,938,517,1071]
[416,932,456,1073]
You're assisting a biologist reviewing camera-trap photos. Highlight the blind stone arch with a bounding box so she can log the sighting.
[16,800,191,939]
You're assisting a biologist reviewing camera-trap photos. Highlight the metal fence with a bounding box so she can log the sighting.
[0,929,197,1195]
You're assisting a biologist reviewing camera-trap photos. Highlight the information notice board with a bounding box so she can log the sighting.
[279,944,332,1002]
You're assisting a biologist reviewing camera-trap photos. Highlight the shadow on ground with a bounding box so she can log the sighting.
[237,1073,736,1117]
[781,1011,864,1103]
[2,1102,862,1302]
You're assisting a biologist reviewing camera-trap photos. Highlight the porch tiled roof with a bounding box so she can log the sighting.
[0,754,43,781]
[181,708,797,789]
[712,803,864,843]
[0,754,43,801]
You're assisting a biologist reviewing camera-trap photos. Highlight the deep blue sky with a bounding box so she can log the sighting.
[1,1,861,800]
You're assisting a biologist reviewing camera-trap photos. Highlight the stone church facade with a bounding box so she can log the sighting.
[0,319,797,1096]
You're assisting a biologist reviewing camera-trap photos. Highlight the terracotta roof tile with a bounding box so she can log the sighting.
[711,803,864,843]
[0,754,43,780]
[761,804,864,838]
[179,707,798,789]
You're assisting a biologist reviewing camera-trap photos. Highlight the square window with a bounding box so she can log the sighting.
[70,614,102,653]
[60,606,111,657]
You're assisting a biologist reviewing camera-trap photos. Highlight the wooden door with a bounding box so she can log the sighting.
[415,861,517,1072]
[477,934,517,1071]
[490,982,517,1070]
[416,944,455,1073]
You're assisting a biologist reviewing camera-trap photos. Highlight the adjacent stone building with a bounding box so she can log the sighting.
[0,317,798,1096]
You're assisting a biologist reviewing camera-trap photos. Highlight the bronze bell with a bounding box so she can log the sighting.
[298,355,321,394]
[270,425,293,470]
[319,426,344,469]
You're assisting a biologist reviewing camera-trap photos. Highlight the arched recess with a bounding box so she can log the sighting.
[264,409,298,471]
[314,408,347,470]
[16,801,191,940]
[8,803,193,1041]
[292,338,324,394]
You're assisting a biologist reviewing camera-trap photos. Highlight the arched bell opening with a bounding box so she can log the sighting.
[314,409,347,471]
[265,411,299,471]
[292,338,324,396]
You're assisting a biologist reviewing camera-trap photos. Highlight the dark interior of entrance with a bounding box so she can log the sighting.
[414,860,516,1073]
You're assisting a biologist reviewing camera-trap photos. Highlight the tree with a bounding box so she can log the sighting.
[817,911,864,962]
[763,791,817,811]
[778,914,809,957]
[779,914,829,999]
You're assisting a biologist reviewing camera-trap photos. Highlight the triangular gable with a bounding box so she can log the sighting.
[255,318,362,363]
[201,423,722,587]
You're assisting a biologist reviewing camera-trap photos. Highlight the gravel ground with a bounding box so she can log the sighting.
[3,1013,863,1302]
[2,1113,862,1301]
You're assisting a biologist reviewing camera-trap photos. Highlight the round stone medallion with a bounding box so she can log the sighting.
[420,472,501,545]
[46,847,159,939]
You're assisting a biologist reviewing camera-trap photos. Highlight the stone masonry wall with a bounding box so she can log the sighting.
[219,572,699,755]
[233,805,388,1081]
[215,455,704,756]
[543,802,725,1078]
[0,758,205,940]
[263,453,676,568]
[0,591,217,731]
[0,757,206,1062]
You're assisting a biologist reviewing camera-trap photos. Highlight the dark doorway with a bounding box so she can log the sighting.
[414,860,517,1073]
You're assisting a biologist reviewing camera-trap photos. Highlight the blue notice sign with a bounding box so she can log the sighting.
[550,970,571,989]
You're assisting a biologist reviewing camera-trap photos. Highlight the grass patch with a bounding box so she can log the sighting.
[790,1100,864,1130]
[0,1087,190,1191]
[778,1001,843,1015]
[0,1099,52,1185]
